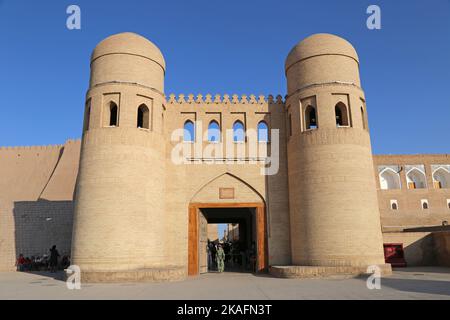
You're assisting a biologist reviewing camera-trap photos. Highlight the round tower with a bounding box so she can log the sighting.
[72,33,184,282]
[285,34,389,271]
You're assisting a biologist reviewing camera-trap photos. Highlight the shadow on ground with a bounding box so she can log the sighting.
[24,271,65,282]
[391,267,450,274]
[355,268,450,297]
[381,278,450,297]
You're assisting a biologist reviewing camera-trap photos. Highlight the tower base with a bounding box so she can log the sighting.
[73,266,187,283]
[269,264,392,279]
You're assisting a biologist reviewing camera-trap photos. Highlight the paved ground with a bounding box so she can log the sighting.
[1,267,450,300]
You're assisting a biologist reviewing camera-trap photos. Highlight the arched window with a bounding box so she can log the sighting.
[379,168,401,190]
[421,200,429,210]
[257,121,269,142]
[137,104,150,129]
[184,120,195,142]
[103,101,119,127]
[433,167,450,189]
[361,107,366,130]
[335,102,349,127]
[305,105,317,130]
[233,121,245,142]
[208,120,221,142]
[391,201,398,210]
[447,199,450,209]
[407,168,427,189]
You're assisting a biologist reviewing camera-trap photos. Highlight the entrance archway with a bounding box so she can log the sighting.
[188,202,267,276]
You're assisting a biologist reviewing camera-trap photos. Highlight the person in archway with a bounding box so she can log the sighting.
[249,241,257,272]
[207,241,214,271]
[216,244,225,273]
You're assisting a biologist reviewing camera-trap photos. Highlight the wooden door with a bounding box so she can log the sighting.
[256,205,267,272]
[188,206,198,276]
[199,211,208,274]
[188,202,267,276]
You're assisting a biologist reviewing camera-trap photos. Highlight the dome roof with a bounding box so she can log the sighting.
[91,32,166,71]
[285,33,359,72]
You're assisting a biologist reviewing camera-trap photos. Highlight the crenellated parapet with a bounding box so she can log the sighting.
[0,144,63,151]
[166,94,285,105]
[0,139,81,151]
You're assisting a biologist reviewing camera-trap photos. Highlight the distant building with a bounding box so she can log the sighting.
[226,224,239,242]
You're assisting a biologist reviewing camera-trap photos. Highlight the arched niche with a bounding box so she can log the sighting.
[433,167,450,189]
[406,167,427,189]
[379,168,401,190]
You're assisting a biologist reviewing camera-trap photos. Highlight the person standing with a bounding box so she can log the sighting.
[49,245,60,273]
[16,254,25,272]
[207,241,213,271]
[211,242,217,269]
[216,244,225,273]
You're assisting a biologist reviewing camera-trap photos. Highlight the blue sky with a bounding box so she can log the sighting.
[0,0,449,154]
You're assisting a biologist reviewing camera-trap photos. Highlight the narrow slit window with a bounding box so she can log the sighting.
[288,114,292,137]
[361,107,366,130]
[109,102,118,126]
[84,104,91,132]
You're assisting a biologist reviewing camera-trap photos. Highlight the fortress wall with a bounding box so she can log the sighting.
[13,200,74,260]
[40,140,80,201]
[0,145,62,201]
[0,132,448,271]
[164,95,291,268]
[0,140,80,271]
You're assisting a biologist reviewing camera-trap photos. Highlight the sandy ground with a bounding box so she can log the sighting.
[1,267,450,300]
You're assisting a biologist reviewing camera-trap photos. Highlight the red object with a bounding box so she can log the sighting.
[383,243,407,267]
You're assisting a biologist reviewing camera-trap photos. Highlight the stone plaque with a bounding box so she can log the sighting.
[219,188,235,199]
